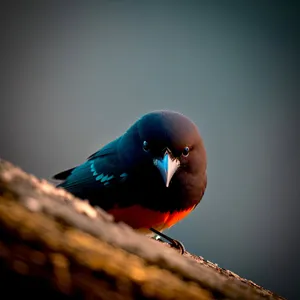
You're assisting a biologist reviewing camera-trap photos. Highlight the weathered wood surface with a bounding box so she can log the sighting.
[0,159,285,300]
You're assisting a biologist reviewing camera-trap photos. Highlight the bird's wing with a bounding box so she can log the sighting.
[53,137,129,196]
[86,136,122,160]
[52,137,122,181]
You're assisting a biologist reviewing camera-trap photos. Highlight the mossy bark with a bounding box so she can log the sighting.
[0,159,285,300]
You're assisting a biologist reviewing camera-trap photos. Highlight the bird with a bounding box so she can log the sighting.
[53,110,207,253]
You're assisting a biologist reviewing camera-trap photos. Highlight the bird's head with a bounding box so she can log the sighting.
[121,110,207,188]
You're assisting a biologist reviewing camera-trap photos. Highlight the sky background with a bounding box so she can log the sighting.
[1,1,299,299]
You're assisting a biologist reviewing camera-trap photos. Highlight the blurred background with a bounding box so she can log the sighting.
[1,1,299,299]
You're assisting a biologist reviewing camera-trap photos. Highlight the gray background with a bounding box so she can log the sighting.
[1,1,299,299]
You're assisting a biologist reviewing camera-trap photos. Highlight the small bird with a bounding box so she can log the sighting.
[53,110,207,253]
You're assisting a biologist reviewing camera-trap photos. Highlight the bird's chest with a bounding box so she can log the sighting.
[107,203,196,232]
[115,168,199,212]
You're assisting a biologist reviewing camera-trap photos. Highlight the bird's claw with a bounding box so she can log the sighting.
[150,227,185,255]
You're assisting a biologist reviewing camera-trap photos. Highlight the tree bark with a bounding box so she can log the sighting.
[0,159,285,300]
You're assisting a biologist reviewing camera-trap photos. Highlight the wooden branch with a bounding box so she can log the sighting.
[0,159,285,300]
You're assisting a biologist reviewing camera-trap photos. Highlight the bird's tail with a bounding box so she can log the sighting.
[52,167,75,180]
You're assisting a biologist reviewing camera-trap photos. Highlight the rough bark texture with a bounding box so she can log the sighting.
[0,159,285,300]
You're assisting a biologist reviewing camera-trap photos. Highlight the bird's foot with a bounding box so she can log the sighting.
[150,227,185,255]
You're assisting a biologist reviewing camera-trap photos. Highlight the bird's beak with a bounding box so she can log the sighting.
[153,151,180,187]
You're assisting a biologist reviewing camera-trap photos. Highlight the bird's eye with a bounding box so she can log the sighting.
[143,141,150,152]
[182,146,190,157]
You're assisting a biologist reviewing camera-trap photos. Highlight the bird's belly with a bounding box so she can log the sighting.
[107,204,195,233]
